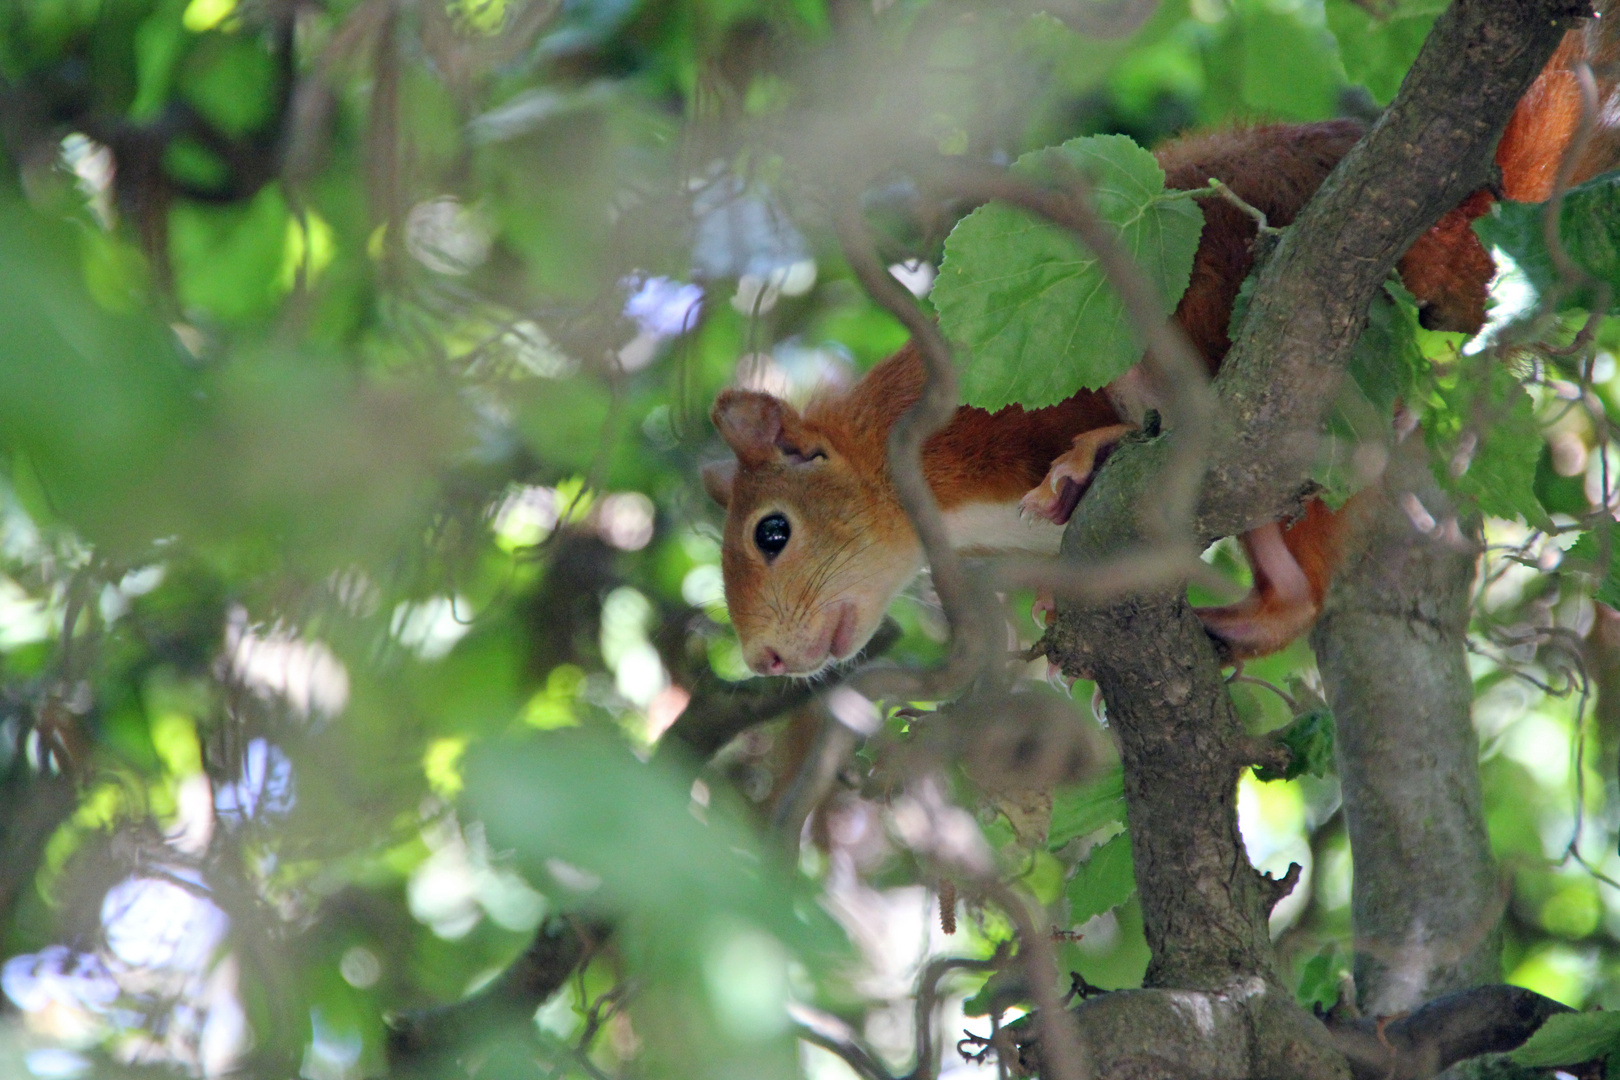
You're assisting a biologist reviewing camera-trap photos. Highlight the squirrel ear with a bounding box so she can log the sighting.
[710,390,803,464]
[701,460,736,507]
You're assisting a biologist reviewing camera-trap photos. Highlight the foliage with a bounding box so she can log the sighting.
[0,1,1616,1079]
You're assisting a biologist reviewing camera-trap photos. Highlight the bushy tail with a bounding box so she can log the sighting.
[1497,7,1620,203]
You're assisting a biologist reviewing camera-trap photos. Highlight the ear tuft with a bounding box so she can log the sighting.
[712,390,800,463]
[701,460,736,507]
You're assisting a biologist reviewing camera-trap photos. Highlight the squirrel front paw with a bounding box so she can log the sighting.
[1018,423,1135,525]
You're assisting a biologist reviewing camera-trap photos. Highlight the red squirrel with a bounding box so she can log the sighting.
[703,27,1620,678]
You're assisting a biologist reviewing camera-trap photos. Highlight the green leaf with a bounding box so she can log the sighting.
[1474,169,1620,316]
[1565,531,1620,608]
[1511,1011,1620,1067]
[1253,709,1335,783]
[1049,764,1125,851]
[1293,945,1349,1011]
[465,730,841,954]
[131,0,188,122]
[169,183,291,323]
[1315,282,1425,506]
[179,32,278,138]
[1561,170,1620,293]
[1535,444,1590,517]
[1425,360,1549,527]
[1067,830,1136,925]
[934,134,1204,409]
[1324,0,1442,105]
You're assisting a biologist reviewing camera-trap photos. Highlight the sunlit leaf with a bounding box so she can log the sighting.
[1475,169,1620,316]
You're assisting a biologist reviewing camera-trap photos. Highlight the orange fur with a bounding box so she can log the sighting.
[706,27,1619,675]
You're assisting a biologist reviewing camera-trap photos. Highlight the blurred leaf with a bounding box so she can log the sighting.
[464,730,841,954]
[1049,764,1125,851]
[935,134,1204,408]
[1236,3,1343,120]
[178,32,278,137]
[1324,0,1442,105]
[1510,1011,1620,1067]
[169,184,291,322]
[1067,830,1136,925]
[1425,360,1549,527]
[131,0,187,121]
[0,197,196,544]
[1253,709,1335,783]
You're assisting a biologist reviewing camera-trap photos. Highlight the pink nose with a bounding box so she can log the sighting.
[759,648,787,676]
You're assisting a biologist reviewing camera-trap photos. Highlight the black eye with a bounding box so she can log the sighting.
[754,514,791,559]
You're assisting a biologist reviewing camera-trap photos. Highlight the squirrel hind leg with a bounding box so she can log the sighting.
[1195,522,1320,661]
[1019,423,1135,525]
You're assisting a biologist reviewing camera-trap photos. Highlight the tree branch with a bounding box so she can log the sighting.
[833,199,999,702]
[662,619,901,761]
[1324,984,1571,1080]
[385,915,609,1072]
[1050,0,1591,991]
[1311,441,1501,1012]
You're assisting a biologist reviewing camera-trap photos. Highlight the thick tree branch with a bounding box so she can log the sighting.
[1010,981,1567,1080]
[1311,442,1501,1012]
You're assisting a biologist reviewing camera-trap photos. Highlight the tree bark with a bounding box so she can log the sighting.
[1310,443,1500,1014]
[1049,582,1277,989]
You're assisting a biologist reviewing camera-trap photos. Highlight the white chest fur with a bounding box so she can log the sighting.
[943,501,1064,556]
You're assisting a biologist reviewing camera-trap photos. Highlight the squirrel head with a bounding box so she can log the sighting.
[703,388,920,677]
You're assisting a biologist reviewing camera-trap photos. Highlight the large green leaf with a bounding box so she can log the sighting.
[934,134,1204,409]
[464,729,840,954]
